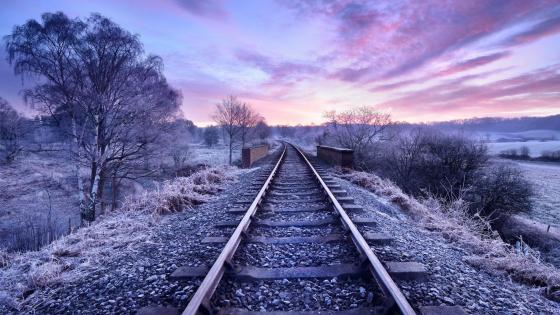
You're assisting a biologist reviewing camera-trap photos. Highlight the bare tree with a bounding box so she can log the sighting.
[6,12,180,223]
[203,126,219,147]
[213,96,243,165]
[162,119,193,173]
[0,98,25,164]
[325,106,392,152]
[239,103,262,148]
[254,120,271,141]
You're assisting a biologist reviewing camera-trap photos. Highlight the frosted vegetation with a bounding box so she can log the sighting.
[335,169,560,302]
[0,166,237,310]
[1,8,559,311]
[0,11,273,254]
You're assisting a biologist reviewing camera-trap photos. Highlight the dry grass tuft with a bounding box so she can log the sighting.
[0,166,236,311]
[335,168,560,301]
[122,166,234,215]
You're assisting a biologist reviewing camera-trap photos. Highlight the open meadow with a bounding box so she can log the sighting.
[511,160,560,227]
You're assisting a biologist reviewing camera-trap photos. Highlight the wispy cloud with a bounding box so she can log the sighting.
[500,14,560,47]
[381,64,560,120]
[234,49,322,84]
[174,0,227,19]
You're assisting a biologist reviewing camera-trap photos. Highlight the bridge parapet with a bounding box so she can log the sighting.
[242,144,269,168]
[317,145,353,168]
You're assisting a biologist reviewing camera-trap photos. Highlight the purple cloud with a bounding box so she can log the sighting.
[381,64,560,119]
[174,0,227,19]
[500,14,560,47]
[284,1,560,83]
[435,51,511,77]
[235,49,321,83]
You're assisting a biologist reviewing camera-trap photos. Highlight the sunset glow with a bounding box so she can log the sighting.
[1,0,560,125]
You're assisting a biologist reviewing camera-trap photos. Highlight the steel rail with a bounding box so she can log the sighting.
[182,144,287,315]
[291,143,417,315]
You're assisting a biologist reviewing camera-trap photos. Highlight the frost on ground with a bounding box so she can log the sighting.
[334,169,560,303]
[0,166,237,312]
[189,144,241,166]
[0,150,80,247]
[512,160,560,226]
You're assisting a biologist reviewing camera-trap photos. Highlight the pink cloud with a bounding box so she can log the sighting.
[288,1,560,84]
[380,64,560,121]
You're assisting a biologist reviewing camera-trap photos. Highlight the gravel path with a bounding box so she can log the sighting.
[250,226,344,237]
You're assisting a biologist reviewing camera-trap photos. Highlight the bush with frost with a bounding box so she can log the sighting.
[122,166,234,215]
[335,168,560,301]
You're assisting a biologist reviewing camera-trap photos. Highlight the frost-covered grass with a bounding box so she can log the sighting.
[189,143,241,166]
[335,169,560,301]
[0,150,79,248]
[512,160,560,227]
[0,166,237,311]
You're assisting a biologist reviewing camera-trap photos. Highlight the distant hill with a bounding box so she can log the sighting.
[428,115,560,133]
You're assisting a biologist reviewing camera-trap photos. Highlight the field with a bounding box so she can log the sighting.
[468,129,560,157]
[472,129,560,142]
[0,150,80,249]
[0,142,240,251]
[189,143,241,166]
[511,160,560,227]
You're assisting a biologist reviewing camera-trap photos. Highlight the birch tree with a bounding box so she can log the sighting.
[5,12,180,223]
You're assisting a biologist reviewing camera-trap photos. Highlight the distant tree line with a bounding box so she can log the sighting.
[500,146,560,162]
[428,115,560,133]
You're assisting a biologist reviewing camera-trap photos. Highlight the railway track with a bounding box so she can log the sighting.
[143,142,462,315]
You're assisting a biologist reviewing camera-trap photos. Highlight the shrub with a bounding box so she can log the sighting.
[466,164,533,224]
[0,98,25,164]
[369,128,487,200]
[203,126,219,147]
[499,148,518,158]
[121,166,234,215]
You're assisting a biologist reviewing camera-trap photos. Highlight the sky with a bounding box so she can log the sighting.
[1,0,560,126]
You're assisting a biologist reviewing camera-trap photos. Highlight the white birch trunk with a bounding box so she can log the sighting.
[71,117,86,221]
